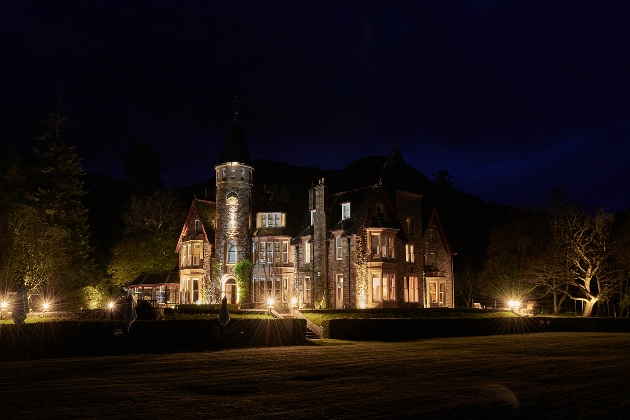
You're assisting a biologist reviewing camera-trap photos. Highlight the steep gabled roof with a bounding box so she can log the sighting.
[422,207,455,255]
[175,199,215,252]
[217,118,252,165]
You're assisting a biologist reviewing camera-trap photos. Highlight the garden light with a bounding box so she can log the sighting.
[267,297,275,306]
[1,301,7,309]
[108,302,114,310]
[43,302,50,311]
[290,297,297,306]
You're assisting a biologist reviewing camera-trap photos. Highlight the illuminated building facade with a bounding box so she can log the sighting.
[175,115,455,309]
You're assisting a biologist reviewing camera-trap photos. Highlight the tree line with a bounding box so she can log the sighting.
[0,113,185,309]
[454,189,630,317]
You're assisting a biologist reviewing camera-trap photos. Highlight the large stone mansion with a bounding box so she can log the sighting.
[130,114,455,309]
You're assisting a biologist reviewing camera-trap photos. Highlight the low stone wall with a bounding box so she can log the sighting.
[327,317,630,340]
[0,318,307,362]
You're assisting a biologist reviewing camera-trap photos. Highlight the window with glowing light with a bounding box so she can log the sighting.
[372,273,381,302]
[429,281,437,303]
[405,244,415,263]
[336,236,343,260]
[341,203,350,220]
[439,282,445,304]
[304,241,312,263]
[226,192,238,206]
[304,277,311,303]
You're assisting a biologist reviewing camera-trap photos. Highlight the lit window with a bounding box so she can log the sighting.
[304,277,311,303]
[227,240,237,264]
[267,242,273,264]
[226,192,238,205]
[305,241,311,263]
[230,168,236,179]
[259,241,266,263]
[336,274,343,304]
[372,273,381,302]
[193,242,201,265]
[341,203,350,220]
[336,236,343,260]
[274,241,281,264]
[439,282,445,305]
[194,219,199,234]
[371,234,380,257]
[273,213,281,227]
[310,210,316,226]
[429,282,437,303]
[282,241,289,264]
[405,244,415,263]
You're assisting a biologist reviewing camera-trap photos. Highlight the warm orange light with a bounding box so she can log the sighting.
[267,297,275,306]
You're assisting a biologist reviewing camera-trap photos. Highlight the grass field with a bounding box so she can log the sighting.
[1,332,628,418]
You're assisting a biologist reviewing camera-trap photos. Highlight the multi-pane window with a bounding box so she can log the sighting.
[378,273,396,302]
[371,234,380,257]
[372,273,381,302]
[282,242,289,264]
[256,213,286,228]
[341,203,350,220]
[274,241,281,264]
[303,277,311,303]
[429,282,437,303]
[336,236,343,260]
[266,242,273,264]
[404,276,419,303]
[405,244,415,263]
[387,236,394,259]
[305,241,312,263]
[227,240,237,264]
[259,241,266,263]
[192,242,201,265]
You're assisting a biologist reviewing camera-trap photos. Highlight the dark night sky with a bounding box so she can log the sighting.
[2,1,629,212]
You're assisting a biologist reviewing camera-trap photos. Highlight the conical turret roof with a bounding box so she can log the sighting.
[217,117,252,165]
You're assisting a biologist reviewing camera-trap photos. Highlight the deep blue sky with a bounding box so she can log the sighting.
[2,1,629,212]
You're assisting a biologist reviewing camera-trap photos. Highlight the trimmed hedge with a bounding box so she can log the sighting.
[327,317,630,340]
[0,318,307,362]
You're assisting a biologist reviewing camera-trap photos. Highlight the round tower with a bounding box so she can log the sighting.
[215,112,254,303]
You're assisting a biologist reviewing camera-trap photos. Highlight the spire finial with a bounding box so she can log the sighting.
[232,95,241,122]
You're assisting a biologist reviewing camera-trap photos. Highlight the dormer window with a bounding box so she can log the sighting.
[194,219,199,234]
[256,212,286,228]
[341,203,351,220]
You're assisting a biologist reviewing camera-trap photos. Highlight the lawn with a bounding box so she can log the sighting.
[1,332,628,418]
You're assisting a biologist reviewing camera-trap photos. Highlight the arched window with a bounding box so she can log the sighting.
[226,191,238,206]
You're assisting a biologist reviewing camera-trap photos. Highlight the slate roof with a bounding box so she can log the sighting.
[195,199,216,235]
[217,118,252,165]
[128,272,180,286]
